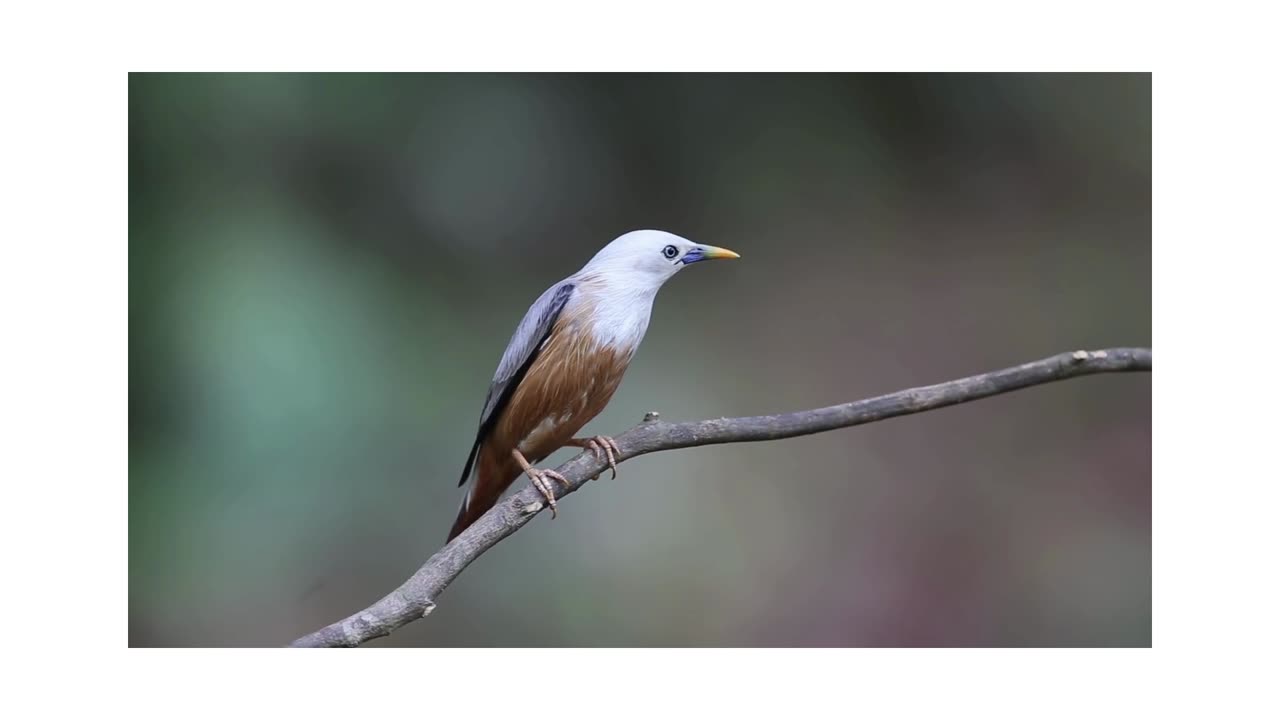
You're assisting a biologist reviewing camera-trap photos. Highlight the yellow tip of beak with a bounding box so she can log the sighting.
[700,245,741,260]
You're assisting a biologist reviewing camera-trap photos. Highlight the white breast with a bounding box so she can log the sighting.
[571,274,657,354]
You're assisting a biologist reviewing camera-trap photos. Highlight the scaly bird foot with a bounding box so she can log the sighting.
[525,467,570,518]
[511,448,570,518]
[569,435,621,480]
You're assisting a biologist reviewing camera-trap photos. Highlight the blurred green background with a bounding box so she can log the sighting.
[129,73,1150,647]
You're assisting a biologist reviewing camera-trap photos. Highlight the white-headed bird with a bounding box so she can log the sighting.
[448,229,740,541]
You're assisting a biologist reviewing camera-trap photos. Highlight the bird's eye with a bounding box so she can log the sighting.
[662,244,679,260]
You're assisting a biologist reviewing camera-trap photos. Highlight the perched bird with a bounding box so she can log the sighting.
[448,229,739,542]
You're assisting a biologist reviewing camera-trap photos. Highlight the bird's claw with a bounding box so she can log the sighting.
[577,435,620,480]
[526,468,569,518]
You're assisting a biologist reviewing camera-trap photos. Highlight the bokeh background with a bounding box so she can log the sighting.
[129,73,1151,647]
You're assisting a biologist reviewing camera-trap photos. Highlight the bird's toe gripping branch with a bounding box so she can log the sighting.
[528,469,570,517]
[511,449,570,518]
[568,435,622,480]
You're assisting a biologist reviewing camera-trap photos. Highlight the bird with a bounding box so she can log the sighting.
[447,229,740,542]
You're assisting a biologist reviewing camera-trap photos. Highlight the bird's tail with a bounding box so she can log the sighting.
[447,451,520,543]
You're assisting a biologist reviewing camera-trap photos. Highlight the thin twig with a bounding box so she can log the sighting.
[289,347,1151,647]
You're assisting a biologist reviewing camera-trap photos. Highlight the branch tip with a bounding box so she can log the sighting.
[288,346,1151,648]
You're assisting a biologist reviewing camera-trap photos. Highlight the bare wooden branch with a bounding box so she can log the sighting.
[289,347,1151,647]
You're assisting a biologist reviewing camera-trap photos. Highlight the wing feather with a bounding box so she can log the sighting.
[456,281,576,487]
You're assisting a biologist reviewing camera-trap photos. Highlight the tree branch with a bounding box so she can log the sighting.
[289,347,1151,647]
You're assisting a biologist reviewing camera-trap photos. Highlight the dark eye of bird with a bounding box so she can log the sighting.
[662,244,678,259]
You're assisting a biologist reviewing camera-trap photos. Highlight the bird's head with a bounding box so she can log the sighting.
[580,229,740,289]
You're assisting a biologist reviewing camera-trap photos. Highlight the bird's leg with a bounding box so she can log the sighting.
[511,449,570,518]
[566,435,621,480]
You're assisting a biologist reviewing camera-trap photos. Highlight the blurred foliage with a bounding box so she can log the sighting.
[129,73,1150,646]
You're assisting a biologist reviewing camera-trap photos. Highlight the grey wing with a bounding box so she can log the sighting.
[456,281,576,487]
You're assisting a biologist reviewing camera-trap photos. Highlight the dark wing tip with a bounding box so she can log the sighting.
[458,437,482,487]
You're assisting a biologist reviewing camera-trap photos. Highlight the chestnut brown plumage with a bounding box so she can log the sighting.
[447,230,739,542]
